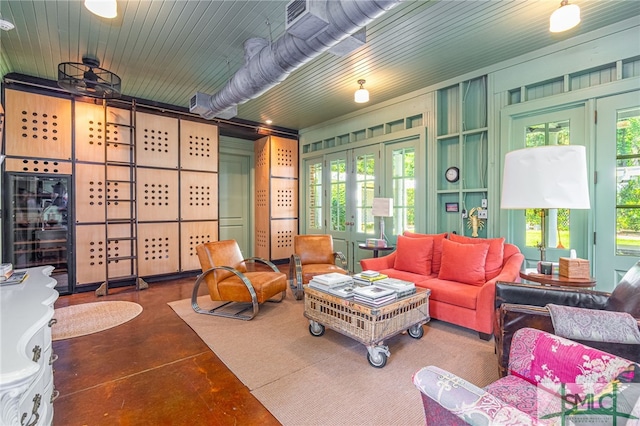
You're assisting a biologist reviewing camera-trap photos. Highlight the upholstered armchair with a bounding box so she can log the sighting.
[494,261,640,376]
[192,240,287,320]
[414,327,639,425]
[289,234,347,300]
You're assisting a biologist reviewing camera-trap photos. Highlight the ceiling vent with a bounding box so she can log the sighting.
[58,56,121,98]
[285,0,328,39]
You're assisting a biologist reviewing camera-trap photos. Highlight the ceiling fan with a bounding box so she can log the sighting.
[58,56,121,98]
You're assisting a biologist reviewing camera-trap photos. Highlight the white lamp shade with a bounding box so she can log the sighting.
[501,145,590,209]
[550,3,580,33]
[354,88,369,103]
[372,198,393,217]
[85,0,118,18]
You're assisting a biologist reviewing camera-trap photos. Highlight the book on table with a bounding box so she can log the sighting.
[0,271,28,286]
[308,281,356,299]
[354,294,397,306]
[353,285,395,300]
[374,278,416,297]
[353,273,388,284]
[311,272,352,287]
[359,270,381,278]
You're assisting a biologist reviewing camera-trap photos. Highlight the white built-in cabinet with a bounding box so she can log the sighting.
[0,266,59,425]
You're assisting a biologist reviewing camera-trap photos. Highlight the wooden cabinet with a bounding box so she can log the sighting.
[0,266,59,425]
[255,135,298,260]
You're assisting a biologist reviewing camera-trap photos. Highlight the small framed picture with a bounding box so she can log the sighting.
[445,202,459,213]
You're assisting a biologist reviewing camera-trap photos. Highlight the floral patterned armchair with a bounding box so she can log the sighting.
[413,328,640,425]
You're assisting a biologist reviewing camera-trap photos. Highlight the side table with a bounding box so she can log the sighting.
[358,244,395,258]
[519,268,596,289]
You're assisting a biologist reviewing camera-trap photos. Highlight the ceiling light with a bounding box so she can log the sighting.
[549,0,580,33]
[354,79,369,103]
[84,0,118,19]
[0,18,15,31]
[265,119,273,125]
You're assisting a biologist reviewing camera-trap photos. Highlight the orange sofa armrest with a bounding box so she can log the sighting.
[360,251,397,271]
[476,252,526,335]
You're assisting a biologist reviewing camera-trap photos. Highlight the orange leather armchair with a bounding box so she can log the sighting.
[289,234,347,300]
[192,240,287,320]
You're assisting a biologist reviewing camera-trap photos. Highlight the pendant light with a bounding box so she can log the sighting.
[549,0,580,33]
[354,79,369,103]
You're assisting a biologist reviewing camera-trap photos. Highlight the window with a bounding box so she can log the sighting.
[615,107,640,256]
[391,147,415,234]
[307,160,323,230]
[524,120,571,249]
[329,158,347,232]
[355,153,376,234]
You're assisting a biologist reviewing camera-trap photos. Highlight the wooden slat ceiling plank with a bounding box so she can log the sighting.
[123,1,182,97]
[6,1,37,75]
[154,1,286,104]
[173,2,285,98]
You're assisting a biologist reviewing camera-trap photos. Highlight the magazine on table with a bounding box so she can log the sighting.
[311,272,353,287]
[353,273,388,284]
[352,285,395,300]
[309,281,356,299]
[353,293,397,306]
[0,271,28,286]
[374,278,416,296]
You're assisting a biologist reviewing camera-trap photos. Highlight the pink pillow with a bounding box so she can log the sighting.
[438,239,489,286]
[403,231,447,274]
[449,234,505,281]
[394,235,433,275]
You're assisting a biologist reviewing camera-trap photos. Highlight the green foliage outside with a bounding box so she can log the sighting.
[616,116,640,233]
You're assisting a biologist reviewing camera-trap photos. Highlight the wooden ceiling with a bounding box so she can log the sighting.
[1,0,638,131]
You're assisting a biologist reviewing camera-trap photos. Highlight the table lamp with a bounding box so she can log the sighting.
[500,145,590,261]
[372,198,393,245]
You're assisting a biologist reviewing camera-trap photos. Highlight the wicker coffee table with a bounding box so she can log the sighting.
[303,286,431,368]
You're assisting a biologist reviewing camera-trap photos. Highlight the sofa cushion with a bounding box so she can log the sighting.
[421,278,479,310]
[449,234,505,281]
[438,239,490,286]
[394,235,433,275]
[403,231,447,274]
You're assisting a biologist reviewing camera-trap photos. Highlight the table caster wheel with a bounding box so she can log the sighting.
[408,324,424,339]
[367,351,387,368]
[309,321,325,337]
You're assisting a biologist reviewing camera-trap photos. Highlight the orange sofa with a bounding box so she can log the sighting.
[360,231,524,339]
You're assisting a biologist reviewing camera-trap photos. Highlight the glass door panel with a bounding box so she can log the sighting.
[510,107,588,269]
[4,173,72,294]
[595,91,640,290]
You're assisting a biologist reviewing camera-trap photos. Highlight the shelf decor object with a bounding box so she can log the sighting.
[500,145,591,261]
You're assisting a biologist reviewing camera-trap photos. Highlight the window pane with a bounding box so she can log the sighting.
[615,107,640,256]
[307,161,323,230]
[524,120,571,249]
[355,153,375,234]
[391,148,415,234]
[329,159,347,232]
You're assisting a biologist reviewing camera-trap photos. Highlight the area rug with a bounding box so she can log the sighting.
[52,301,143,341]
[169,296,498,425]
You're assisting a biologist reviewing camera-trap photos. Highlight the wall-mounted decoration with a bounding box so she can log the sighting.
[445,202,459,213]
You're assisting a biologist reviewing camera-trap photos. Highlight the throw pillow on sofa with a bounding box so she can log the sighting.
[393,235,434,275]
[403,231,447,274]
[438,238,490,286]
[449,234,505,281]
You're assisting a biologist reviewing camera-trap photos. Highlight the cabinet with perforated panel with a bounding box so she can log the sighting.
[254,135,299,261]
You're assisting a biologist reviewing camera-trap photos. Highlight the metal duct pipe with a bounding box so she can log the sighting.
[191,0,402,119]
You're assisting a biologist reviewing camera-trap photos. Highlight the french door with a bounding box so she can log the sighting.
[509,106,589,269]
[325,146,381,271]
[594,91,640,290]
